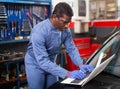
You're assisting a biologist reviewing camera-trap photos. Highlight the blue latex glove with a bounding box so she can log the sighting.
[69,70,86,79]
[80,64,94,73]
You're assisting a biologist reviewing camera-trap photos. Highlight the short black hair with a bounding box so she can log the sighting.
[52,2,73,17]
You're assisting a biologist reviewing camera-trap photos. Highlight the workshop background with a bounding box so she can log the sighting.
[0,0,120,89]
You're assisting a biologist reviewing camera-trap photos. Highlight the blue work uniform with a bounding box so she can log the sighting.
[25,19,83,89]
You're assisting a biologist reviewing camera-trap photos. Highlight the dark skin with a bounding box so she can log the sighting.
[50,14,71,31]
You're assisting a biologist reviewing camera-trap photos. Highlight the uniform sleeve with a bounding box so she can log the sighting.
[31,27,68,79]
[63,29,83,66]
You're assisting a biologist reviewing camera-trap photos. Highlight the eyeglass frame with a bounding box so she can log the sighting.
[58,17,71,25]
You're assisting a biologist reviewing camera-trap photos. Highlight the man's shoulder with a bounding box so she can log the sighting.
[33,19,49,29]
[37,19,49,25]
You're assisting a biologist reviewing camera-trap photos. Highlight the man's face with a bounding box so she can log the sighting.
[54,14,71,31]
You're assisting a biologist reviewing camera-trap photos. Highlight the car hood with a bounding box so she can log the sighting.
[83,72,120,89]
[47,72,120,89]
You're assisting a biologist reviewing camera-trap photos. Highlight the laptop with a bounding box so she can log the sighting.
[61,53,115,86]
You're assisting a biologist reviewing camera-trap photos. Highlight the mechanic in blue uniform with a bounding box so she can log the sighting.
[25,2,93,89]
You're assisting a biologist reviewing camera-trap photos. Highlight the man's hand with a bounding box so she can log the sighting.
[79,65,94,73]
[68,70,86,79]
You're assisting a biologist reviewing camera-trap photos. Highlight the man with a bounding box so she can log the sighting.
[25,2,93,89]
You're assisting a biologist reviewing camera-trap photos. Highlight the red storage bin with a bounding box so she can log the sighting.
[91,44,101,53]
[73,37,91,50]
[66,53,79,71]
[66,37,92,71]
[66,37,100,71]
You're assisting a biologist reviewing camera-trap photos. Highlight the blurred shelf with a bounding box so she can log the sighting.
[0,56,24,63]
[0,76,26,85]
[20,76,27,81]
[0,0,51,5]
[0,77,17,85]
[0,39,29,45]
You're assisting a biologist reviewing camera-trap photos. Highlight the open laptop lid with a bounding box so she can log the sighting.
[61,31,120,86]
[81,54,115,86]
[61,54,115,86]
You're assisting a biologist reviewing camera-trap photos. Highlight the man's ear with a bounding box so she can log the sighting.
[52,14,57,18]
[52,14,58,21]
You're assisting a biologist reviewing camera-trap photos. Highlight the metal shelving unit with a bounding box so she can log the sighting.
[0,0,52,43]
[0,0,52,89]
[0,57,25,89]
